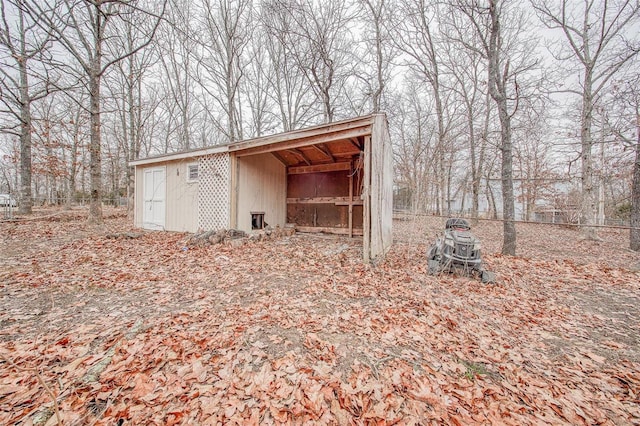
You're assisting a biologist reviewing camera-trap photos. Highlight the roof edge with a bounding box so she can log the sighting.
[130,114,381,167]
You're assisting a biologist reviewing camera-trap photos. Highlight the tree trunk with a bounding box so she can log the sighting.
[17,5,33,215]
[488,0,516,255]
[631,116,640,251]
[472,92,491,223]
[580,68,598,239]
[18,62,33,214]
[88,73,103,224]
[469,107,478,218]
[487,177,498,220]
[88,55,103,224]
[227,49,236,142]
[66,121,79,209]
[497,101,516,254]
[127,53,137,218]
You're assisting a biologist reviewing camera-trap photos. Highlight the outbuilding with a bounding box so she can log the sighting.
[130,114,393,261]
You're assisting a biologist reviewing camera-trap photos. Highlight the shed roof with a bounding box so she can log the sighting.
[130,114,379,167]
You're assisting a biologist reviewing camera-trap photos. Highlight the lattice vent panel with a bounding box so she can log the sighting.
[198,153,231,231]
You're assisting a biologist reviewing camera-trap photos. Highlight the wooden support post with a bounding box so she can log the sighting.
[349,161,353,238]
[363,136,371,261]
[230,154,238,229]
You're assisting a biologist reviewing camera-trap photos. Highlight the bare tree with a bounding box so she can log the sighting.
[513,110,557,221]
[628,118,639,249]
[105,15,159,213]
[357,0,395,113]
[440,12,492,221]
[532,0,640,239]
[454,0,539,255]
[0,0,56,214]
[605,74,640,250]
[195,0,252,143]
[30,96,66,205]
[0,135,19,194]
[242,37,277,137]
[27,0,165,224]
[395,0,453,214]
[391,87,438,213]
[395,0,468,213]
[154,0,201,150]
[285,0,355,123]
[260,0,316,131]
[59,94,89,208]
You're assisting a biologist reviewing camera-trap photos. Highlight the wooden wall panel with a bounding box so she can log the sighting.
[134,166,143,228]
[166,161,198,232]
[286,204,363,228]
[287,171,351,198]
[237,153,286,232]
[134,160,198,232]
[286,165,364,231]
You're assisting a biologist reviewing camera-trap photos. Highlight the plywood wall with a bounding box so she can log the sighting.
[236,153,287,232]
[286,168,364,230]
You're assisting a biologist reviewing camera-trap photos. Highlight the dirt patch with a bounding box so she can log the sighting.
[565,288,640,363]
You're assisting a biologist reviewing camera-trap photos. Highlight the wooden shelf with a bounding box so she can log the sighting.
[286,196,363,205]
[295,226,363,236]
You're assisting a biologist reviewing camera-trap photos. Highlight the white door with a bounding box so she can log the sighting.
[143,167,166,230]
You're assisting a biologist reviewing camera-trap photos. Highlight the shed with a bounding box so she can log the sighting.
[130,114,393,261]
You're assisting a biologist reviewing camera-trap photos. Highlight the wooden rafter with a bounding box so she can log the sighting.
[270,151,288,166]
[232,126,372,157]
[348,137,362,151]
[230,115,374,152]
[311,144,335,162]
[287,148,311,166]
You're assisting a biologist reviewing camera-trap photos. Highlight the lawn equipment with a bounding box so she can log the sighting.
[427,218,496,283]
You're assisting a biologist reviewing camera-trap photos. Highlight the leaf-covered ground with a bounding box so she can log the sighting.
[1,208,639,425]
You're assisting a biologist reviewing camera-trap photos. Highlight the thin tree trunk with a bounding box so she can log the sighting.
[17,4,33,215]
[580,67,598,239]
[488,0,516,255]
[19,63,33,214]
[497,101,516,254]
[473,91,491,223]
[630,115,640,251]
[126,53,136,217]
[88,67,103,223]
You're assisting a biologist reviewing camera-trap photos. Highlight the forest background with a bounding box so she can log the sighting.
[0,0,639,252]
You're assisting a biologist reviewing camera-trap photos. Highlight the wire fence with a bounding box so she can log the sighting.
[1,196,129,220]
[393,209,636,231]
[1,195,635,232]
[27,195,129,207]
